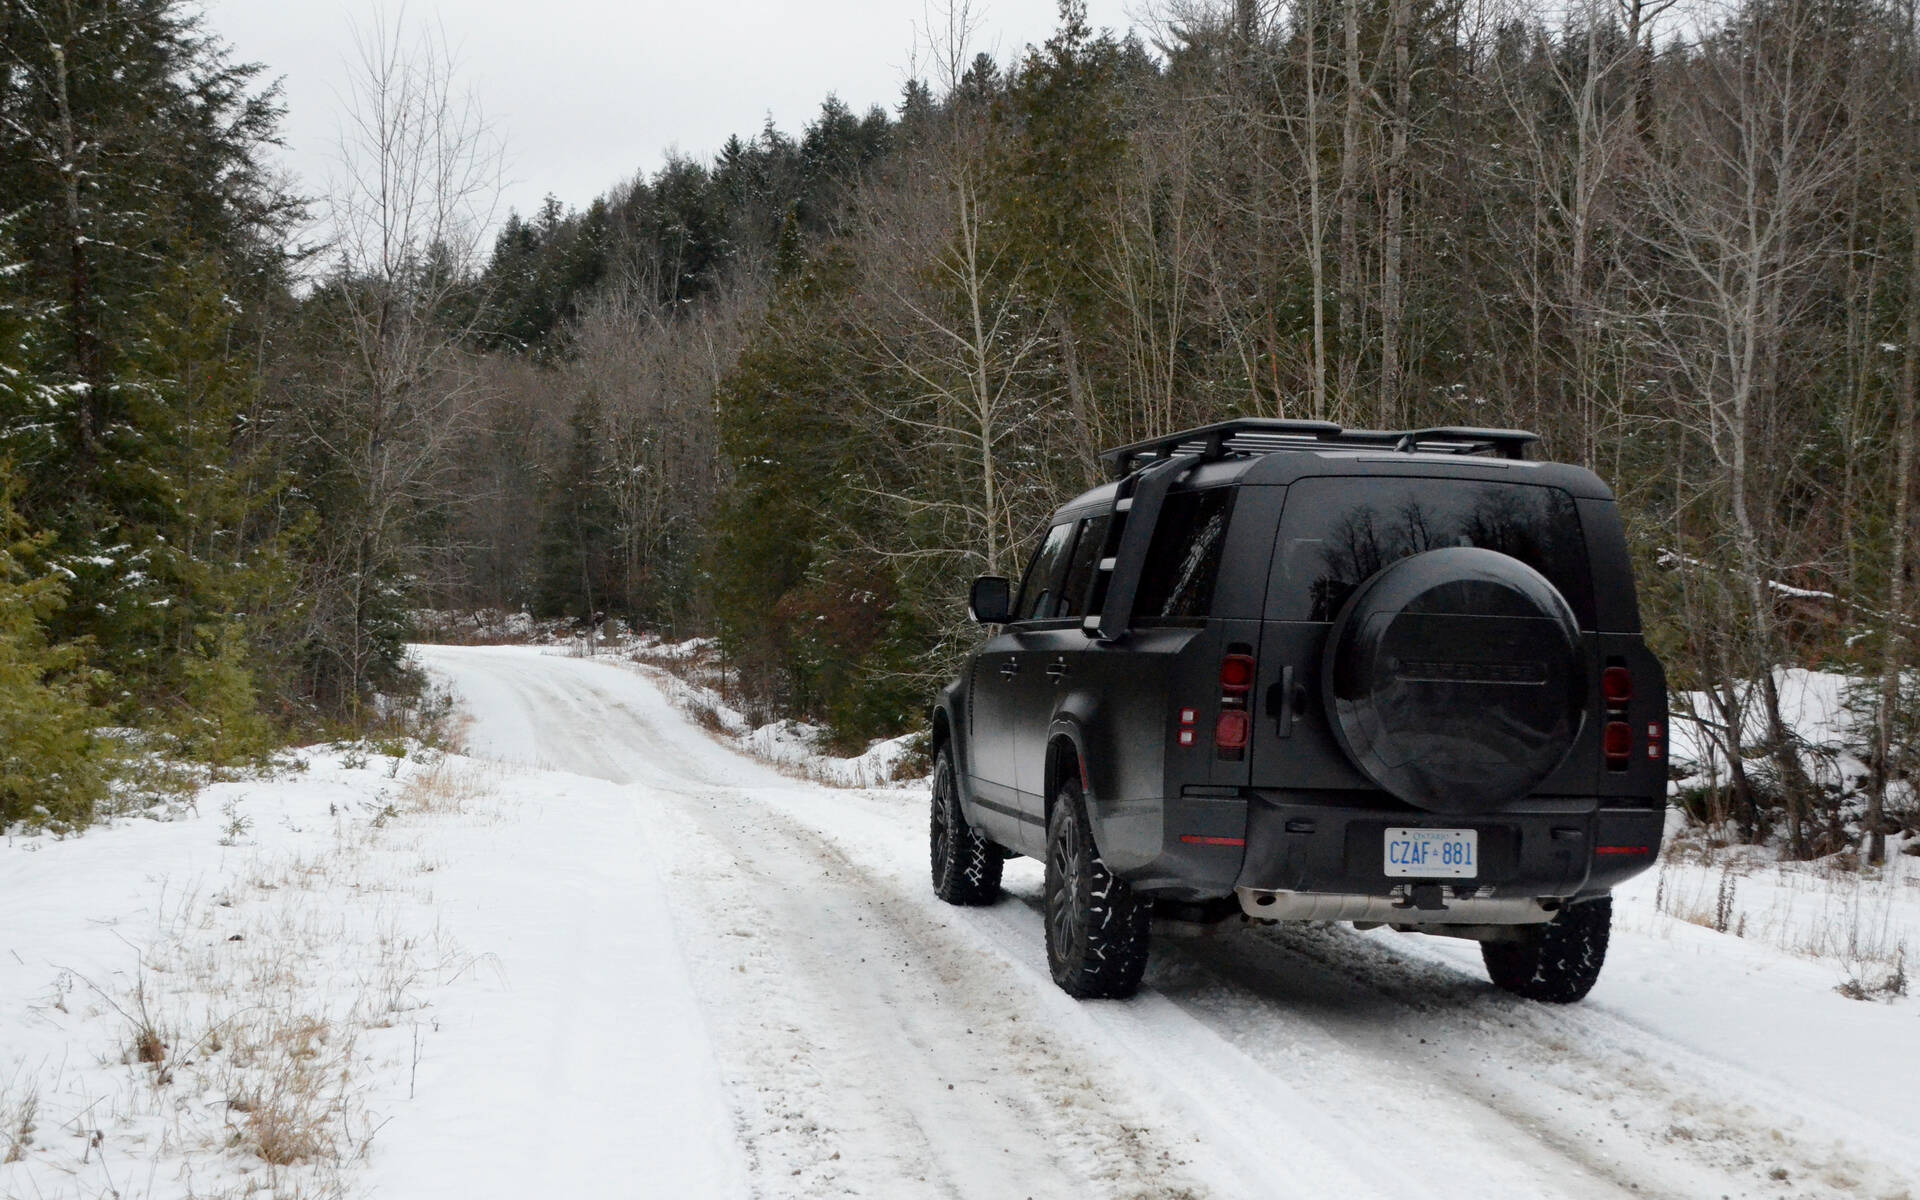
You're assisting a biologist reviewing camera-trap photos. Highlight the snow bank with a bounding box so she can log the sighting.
[619,635,929,787]
[741,719,925,788]
[1667,667,1859,773]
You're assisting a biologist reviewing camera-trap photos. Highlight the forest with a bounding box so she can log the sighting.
[3,0,1918,863]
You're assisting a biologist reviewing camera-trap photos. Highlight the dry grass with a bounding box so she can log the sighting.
[1,1085,35,1164]
[4,752,499,1198]
[398,756,496,817]
[229,1013,350,1167]
[1653,850,1914,998]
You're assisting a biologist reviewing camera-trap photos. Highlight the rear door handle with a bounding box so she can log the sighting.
[999,662,1020,679]
[1045,660,1069,682]
[1270,665,1298,737]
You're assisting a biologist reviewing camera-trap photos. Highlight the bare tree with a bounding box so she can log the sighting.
[302,11,504,714]
[853,144,1058,583]
[1296,0,1332,417]
[1336,0,1371,408]
[1491,0,1643,468]
[559,277,756,628]
[1633,0,1855,855]
[1377,0,1413,427]
[836,4,1068,586]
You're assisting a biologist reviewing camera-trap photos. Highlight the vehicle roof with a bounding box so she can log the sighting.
[1051,449,1616,523]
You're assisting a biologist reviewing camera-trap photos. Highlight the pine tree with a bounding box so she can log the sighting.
[126,258,290,757]
[0,208,115,827]
[538,391,621,621]
[1,0,298,733]
[0,482,115,831]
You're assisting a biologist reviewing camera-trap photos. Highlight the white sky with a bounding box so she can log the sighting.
[203,0,1143,233]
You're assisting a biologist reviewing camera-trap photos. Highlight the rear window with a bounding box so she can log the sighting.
[1135,488,1234,621]
[1270,477,1594,627]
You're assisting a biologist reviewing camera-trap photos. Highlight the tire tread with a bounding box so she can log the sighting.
[930,747,1002,906]
[1045,781,1150,998]
[1482,896,1611,1003]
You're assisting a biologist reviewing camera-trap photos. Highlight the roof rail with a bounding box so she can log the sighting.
[1097,418,1538,479]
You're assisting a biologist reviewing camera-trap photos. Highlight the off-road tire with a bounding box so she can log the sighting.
[1482,896,1611,1003]
[930,746,1002,905]
[1044,778,1150,998]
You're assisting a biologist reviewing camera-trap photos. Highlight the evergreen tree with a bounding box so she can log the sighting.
[0,482,115,831]
[0,201,116,825]
[539,391,621,620]
[1,0,298,728]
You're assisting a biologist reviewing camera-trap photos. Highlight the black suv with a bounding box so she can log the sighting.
[928,419,1666,1003]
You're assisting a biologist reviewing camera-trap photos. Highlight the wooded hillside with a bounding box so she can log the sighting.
[4,0,1918,860]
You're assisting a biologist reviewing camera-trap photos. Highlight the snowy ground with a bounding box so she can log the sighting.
[5,644,1918,1199]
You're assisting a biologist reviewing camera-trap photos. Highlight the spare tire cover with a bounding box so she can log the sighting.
[1321,547,1585,812]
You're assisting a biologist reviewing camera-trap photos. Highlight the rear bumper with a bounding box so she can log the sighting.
[1234,791,1663,907]
[1119,787,1664,912]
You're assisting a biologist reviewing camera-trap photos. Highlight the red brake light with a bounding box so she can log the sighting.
[1603,720,1632,766]
[1602,666,1633,706]
[1220,655,1255,694]
[1215,710,1251,750]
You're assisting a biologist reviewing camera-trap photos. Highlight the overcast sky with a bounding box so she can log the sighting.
[203,0,1142,234]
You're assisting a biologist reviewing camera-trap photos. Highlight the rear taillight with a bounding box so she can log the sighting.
[1603,720,1632,767]
[1602,666,1634,706]
[1215,646,1255,760]
[1602,659,1633,770]
[1216,710,1250,751]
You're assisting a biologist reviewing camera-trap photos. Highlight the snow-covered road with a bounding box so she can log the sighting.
[413,644,1920,1200]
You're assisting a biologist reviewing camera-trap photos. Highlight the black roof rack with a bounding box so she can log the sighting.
[1097,418,1538,479]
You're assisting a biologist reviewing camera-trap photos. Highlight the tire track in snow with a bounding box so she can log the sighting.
[1194,918,1919,1199]
[655,789,1215,1200]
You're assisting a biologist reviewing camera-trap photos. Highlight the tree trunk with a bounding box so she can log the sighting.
[1379,0,1411,428]
[49,41,103,460]
[1337,0,1365,412]
[1303,0,1329,421]
[1870,118,1920,866]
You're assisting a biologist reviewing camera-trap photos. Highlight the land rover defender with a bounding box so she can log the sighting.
[928,419,1666,1003]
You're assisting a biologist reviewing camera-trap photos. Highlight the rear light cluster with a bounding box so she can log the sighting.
[1599,659,1663,771]
[1216,649,1255,760]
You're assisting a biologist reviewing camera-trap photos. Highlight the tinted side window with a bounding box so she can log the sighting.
[1135,489,1234,620]
[1014,522,1076,621]
[1271,477,1595,627]
[1056,516,1111,618]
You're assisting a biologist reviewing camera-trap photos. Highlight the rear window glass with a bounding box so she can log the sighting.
[1135,488,1234,621]
[1270,477,1594,626]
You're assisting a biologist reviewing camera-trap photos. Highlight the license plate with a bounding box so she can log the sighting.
[1384,827,1478,878]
